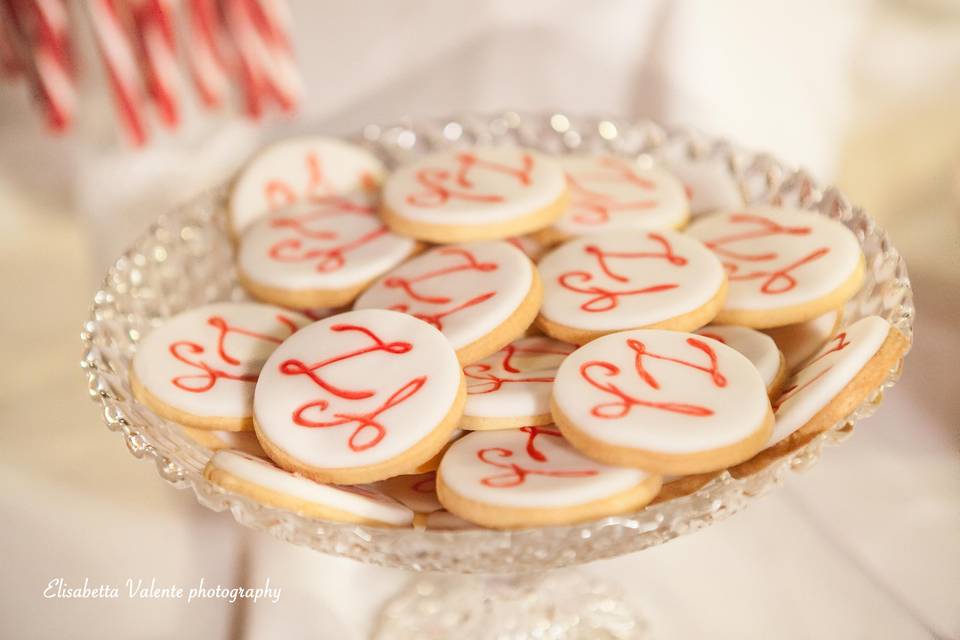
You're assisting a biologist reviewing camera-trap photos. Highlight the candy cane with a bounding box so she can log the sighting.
[131,0,181,127]
[185,0,229,107]
[87,0,149,145]
[3,0,76,131]
[225,0,301,118]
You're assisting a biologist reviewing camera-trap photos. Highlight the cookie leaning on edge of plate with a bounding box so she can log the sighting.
[730,315,908,477]
[204,450,414,527]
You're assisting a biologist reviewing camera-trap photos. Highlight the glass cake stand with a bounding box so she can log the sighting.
[80,112,914,639]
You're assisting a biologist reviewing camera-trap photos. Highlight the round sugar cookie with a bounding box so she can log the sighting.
[461,336,575,429]
[686,208,865,328]
[354,241,542,364]
[650,472,720,504]
[229,136,384,237]
[237,195,418,308]
[204,450,414,527]
[253,309,465,484]
[732,315,908,476]
[552,329,774,474]
[662,157,745,217]
[181,427,267,457]
[131,303,310,431]
[377,471,443,514]
[542,156,689,243]
[536,230,727,344]
[695,325,787,397]
[380,147,568,242]
[416,509,477,531]
[436,426,661,529]
[764,309,842,372]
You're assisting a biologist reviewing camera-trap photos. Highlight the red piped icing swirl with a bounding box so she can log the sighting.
[406,152,535,208]
[476,426,599,488]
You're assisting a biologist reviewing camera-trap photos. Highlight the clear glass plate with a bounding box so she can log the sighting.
[80,111,913,637]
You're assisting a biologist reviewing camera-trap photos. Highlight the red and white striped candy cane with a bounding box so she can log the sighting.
[185,0,229,108]
[131,0,181,128]
[225,0,301,118]
[87,0,149,145]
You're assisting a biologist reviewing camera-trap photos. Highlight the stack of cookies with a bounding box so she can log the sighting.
[129,137,909,530]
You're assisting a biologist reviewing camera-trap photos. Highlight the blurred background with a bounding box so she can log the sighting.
[2,1,958,638]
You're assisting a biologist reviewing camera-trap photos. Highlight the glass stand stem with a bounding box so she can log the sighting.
[373,569,651,640]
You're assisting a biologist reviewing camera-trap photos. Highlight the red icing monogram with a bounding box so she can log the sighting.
[704,214,830,294]
[464,340,575,395]
[567,157,658,225]
[580,337,727,419]
[279,324,425,451]
[263,151,377,209]
[557,233,686,312]
[383,247,499,330]
[476,426,599,488]
[406,152,535,208]
[169,314,298,392]
[772,331,851,411]
[266,198,388,272]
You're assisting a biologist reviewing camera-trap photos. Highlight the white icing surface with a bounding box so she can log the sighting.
[237,195,416,292]
[551,156,688,236]
[209,449,414,525]
[254,309,462,469]
[663,158,744,217]
[439,427,652,509]
[765,310,841,371]
[769,315,890,446]
[381,147,566,226]
[229,136,385,236]
[377,472,443,513]
[695,324,782,391]
[463,336,575,420]
[686,208,863,311]
[553,329,770,453]
[537,230,725,331]
[354,241,534,350]
[133,303,310,419]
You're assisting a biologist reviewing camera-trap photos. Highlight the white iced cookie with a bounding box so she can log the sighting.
[436,427,661,529]
[686,208,864,328]
[552,329,774,474]
[229,136,384,237]
[354,241,542,364]
[380,147,569,242]
[377,471,443,514]
[764,309,842,372]
[461,336,575,429]
[237,195,418,308]
[203,450,414,527]
[663,158,745,217]
[543,155,689,243]
[536,230,727,344]
[733,315,908,476]
[253,309,465,484]
[130,303,310,431]
[695,324,787,397]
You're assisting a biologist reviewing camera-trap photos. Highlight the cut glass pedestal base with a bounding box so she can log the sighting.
[374,570,649,640]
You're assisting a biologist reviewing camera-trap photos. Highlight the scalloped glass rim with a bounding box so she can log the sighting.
[80,111,914,574]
